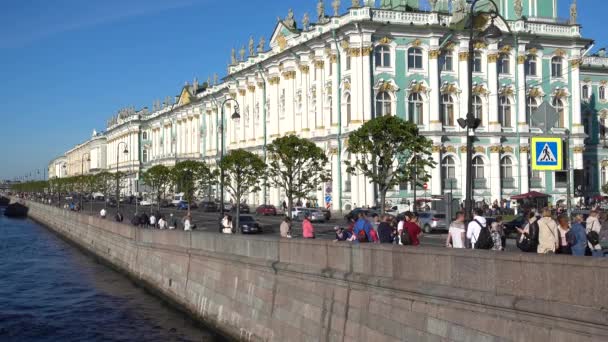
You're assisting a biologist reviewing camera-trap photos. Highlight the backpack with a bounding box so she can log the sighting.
[566,230,577,246]
[357,229,369,243]
[587,231,600,246]
[474,220,494,250]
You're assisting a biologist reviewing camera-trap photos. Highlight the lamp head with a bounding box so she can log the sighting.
[481,17,503,44]
[231,108,241,122]
[457,118,467,129]
[123,148,129,154]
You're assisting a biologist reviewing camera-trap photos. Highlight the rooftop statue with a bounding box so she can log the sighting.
[569,0,577,25]
[249,36,255,57]
[302,12,310,31]
[284,8,296,30]
[317,0,328,23]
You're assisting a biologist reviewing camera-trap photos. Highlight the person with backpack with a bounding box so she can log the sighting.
[446,212,465,249]
[404,212,423,246]
[586,210,603,257]
[353,212,372,243]
[556,215,572,255]
[537,209,559,254]
[571,214,588,256]
[516,211,539,253]
[466,208,492,249]
[378,215,395,244]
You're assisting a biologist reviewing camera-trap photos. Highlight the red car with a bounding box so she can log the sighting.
[256,205,277,216]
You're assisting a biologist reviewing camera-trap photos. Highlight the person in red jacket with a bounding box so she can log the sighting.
[404,212,423,246]
[302,213,315,239]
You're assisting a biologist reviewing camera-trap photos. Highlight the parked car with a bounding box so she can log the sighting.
[139,199,157,206]
[177,201,198,210]
[297,209,326,222]
[199,201,218,212]
[418,212,448,233]
[256,205,277,216]
[232,203,250,214]
[290,207,308,219]
[503,215,526,238]
[344,208,378,222]
[315,207,331,220]
[235,215,262,234]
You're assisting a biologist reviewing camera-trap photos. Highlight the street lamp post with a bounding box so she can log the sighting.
[457,0,503,222]
[80,153,90,211]
[218,98,241,224]
[116,142,129,212]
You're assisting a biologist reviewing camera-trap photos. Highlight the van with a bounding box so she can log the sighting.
[171,193,185,206]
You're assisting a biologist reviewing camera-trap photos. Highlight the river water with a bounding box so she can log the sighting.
[0,208,227,342]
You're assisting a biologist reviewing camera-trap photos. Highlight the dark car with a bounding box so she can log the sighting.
[315,207,331,220]
[256,205,277,216]
[344,208,378,222]
[200,201,219,212]
[107,198,117,208]
[231,203,250,214]
[236,215,262,234]
[503,215,526,238]
[177,201,198,210]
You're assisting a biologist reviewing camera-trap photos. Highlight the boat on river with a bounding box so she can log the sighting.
[4,202,28,218]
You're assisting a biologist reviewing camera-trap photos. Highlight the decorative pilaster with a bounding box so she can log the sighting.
[458,46,470,133]
[487,46,500,132]
[490,146,501,203]
[429,46,441,131]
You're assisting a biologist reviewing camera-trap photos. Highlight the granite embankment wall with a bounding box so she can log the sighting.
[27,201,608,342]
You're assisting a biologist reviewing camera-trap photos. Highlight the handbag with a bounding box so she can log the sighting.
[517,234,535,253]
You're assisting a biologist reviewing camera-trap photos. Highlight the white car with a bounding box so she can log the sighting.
[290,207,307,219]
[139,199,157,206]
[171,193,185,206]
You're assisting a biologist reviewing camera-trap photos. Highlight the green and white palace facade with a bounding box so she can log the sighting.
[54,0,608,210]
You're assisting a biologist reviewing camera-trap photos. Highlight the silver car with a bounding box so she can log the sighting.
[301,209,326,222]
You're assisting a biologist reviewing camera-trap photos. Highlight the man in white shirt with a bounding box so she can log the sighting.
[99,208,107,219]
[446,212,466,248]
[158,217,167,230]
[149,214,156,228]
[466,208,487,249]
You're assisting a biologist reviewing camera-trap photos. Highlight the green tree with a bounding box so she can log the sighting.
[95,172,115,209]
[346,115,435,214]
[266,135,331,219]
[220,149,266,232]
[172,160,215,215]
[602,183,608,195]
[141,165,173,212]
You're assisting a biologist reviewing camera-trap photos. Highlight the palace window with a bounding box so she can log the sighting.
[345,93,352,124]
[498,54,510,74]
[375,45,391,68]
[525,55,537,76]
[555,171,568,188]
[440,52,453,72]
[526,96,539,125]
[376,92,391,117]
[499,96,512,128]
[582,85,590,100]
[142,150,148,163]
[501,156,513,179]
[551,57,563,78]
[600,118,607,142]
[408,48,423,70]
[472,51,483,73]
[345,55,351,71]
[552,98,565,128]
[600,86,606,101]
[142,131,148,140]
[442,156,456,179]
[440,94,454,126]
[408,93,424,125]
[472,156,485,179]
[473,95,483,126]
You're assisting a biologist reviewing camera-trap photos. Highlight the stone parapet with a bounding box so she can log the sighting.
[26,201,608,342]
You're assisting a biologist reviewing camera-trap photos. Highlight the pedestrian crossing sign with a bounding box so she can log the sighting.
[531,137,563,171]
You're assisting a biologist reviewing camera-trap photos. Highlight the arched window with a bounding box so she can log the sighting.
[600,86,606,101]
[345,94,352,124]
[408,48,423,70]
[551,57,563,78]
[472,156,484,179]
[375,92,392,117]
[582,85,590,100]
[442,156,456,180]
[553,98,565,128]
[501,157,513,179]
[375,45,391,68]
[499,96,512,127]
[526,97,539,125]
[498,54,510,74]
[408,93,424,125]
[473,96,483,126]
[473,51,483,73]
[441,94,454,126]
[142,131,148,140]
[525,55,537,76]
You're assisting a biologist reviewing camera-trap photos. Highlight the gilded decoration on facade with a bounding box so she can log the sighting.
[487,54,498,63]
[378,36,392,45]
[528,87,543,98]
[518,55,526,64]
[458,52,469,61]
[276,33,287,51]
[474,146,486,153]
[554,48,566,57]
[570,58,582,69]
[330,55,338,63]
[248,85,256,93]
[472,84,488,96]
[502,146,514,153]
[238,89,246,96]
[282,71,296,80]
[429,50,440,59]
[348,48,361,57]
[411,39,422,47]
[459,146,468,153]
[574,146,585,153]
[520,146,530,153]
[432,145,441,153]
[299,65,310,74]
[473,41,487,50]
[500,45,512,54]
[490,145,501,153]
[441,83,459,94]
[268,76,280,85]
[315,60,325,69]
[444,146,457,153]
[361,46,373,56]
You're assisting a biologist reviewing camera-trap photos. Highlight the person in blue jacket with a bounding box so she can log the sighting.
[570,214,588,257]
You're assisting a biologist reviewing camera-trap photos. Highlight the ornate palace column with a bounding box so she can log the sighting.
[519,145,530,194]
[429,47,441,131]
[490,145,501,203]
[431,145,442,195]
[487,44,500,132]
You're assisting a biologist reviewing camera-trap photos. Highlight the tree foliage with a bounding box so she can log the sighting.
[172,160,215,214]
[220,149,266,230]
[346,115,435,214]
[141,165,173,211]
[266,135,331,217]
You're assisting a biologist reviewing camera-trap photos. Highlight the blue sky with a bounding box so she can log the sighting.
[0,0,606,180]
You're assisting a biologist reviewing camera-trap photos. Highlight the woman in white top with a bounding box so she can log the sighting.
[184,215,192,231]
[158,217,167,230]
[446,212,466,248]
[222,215,233,234]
